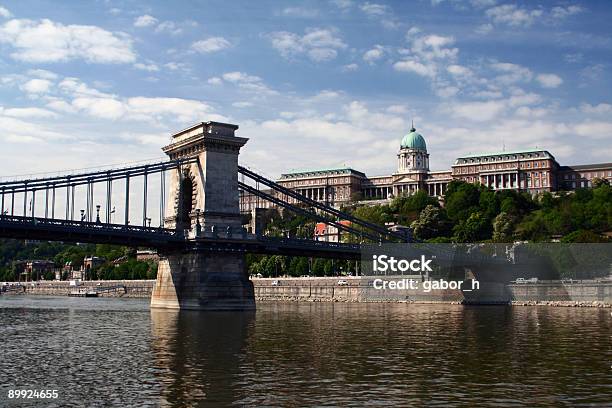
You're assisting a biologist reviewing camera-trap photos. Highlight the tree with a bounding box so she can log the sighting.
[492,212,515,242]
[592,177,610,188]
[561,229,608,243]
[444,181,482,222]
[410,205,451,240]
[453,212,490,242]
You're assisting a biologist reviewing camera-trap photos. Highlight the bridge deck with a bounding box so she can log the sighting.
[0,215,361,259]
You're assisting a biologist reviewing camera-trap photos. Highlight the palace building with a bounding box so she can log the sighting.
[240,126,612,212]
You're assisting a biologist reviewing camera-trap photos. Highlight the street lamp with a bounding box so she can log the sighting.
[96,205,101,223]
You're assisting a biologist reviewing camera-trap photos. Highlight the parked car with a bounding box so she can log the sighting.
[337,280,348,286]
[271,280,279,286]
[514,278,526,284]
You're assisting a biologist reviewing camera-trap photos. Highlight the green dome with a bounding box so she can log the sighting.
[400,127,427,150]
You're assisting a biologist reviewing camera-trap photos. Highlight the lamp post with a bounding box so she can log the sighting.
[80,209,85,222]
[96,205,101,223]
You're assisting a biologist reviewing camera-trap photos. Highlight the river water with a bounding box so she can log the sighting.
[0,296,610,407]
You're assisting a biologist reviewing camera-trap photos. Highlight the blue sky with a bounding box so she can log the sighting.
[0,0,610,180]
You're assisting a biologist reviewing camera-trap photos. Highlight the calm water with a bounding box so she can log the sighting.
[0,296,610,407]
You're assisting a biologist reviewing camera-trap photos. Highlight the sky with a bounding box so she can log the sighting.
[0,0,611,181]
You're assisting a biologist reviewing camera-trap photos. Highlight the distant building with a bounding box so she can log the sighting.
[14,260,55,281]
[136,249,160,263]
[240,126,612,211]
[314,221,352,242]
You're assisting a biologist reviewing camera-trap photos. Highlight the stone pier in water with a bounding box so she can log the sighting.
[150,121,255,311]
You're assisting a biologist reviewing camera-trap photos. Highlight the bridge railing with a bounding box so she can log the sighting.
[0,158,197,229]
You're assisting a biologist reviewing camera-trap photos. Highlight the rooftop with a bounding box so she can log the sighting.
[280,167,366,179]
[457,148,551,159]
[559,163,612,171]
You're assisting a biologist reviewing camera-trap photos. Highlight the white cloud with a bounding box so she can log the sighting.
[232,101,253,108]
[393,59,435,77]
[580,103,612,114]
[164,62,187,71]
[490,62,533,85]
[58,77,109,98]
[436,86,459,99]
[281,7,319,18]
[515,106,548,118]
[507,91,541,107]
[207,77,222,85]
[0,18,135,63]
[72,97,126,120]
[536,73,563,88]
[360,2,389,16]
[363,45,385,64]
[222,72,261,83]
[1,107,57,118]
[155,21,182,36]
[447,64,472,77]
[470,0,497,8]
[119,132,168,146]
[486,4,543,27]
[217,71,276,94]
[573,121,612,140]
[0,5,12,18]
[411,34,458,60]
[191,36,231,53]
[0,116,72,143]
[342,63,358,72]
[43,77,221,123]
[308,48,337,61]
[450,100,506,121]
[564,53,582,63]
[133,14,158,28]
[551,5,583,20]
[475,23,493,35]
[580,64,605,82]
[133,62,159,72]
[332,0,353,9]
[27,69,58,80]
[267,27,346,61]
[20,78,52,94]
[386,105,408,114]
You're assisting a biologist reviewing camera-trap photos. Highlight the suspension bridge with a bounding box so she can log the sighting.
[0,121,411,310]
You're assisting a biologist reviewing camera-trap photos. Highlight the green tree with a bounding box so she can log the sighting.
[453,212,490,242]
[410,205,451,240]
[492,212,515,242]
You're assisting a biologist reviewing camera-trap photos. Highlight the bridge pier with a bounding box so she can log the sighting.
[151,251,255,311]
[151,121,255,311]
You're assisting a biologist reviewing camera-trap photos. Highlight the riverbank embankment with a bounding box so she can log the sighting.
[3,278,611,306]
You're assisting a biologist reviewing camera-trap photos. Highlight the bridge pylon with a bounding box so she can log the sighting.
[150,122,255,311]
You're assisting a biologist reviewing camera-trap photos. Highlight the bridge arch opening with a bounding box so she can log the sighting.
[176,171,195,230]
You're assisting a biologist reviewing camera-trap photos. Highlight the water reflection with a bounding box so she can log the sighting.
[150,309,255,407]
[1,297,610,407]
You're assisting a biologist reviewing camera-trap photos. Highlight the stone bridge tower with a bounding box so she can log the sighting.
[150,121,255,311]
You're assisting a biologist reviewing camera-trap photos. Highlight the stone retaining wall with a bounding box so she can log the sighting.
[7,280,155,298]
[4,278,611,306]
[508,281,612,305]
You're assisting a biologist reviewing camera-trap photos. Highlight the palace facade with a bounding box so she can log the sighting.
[240,126,612,211]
